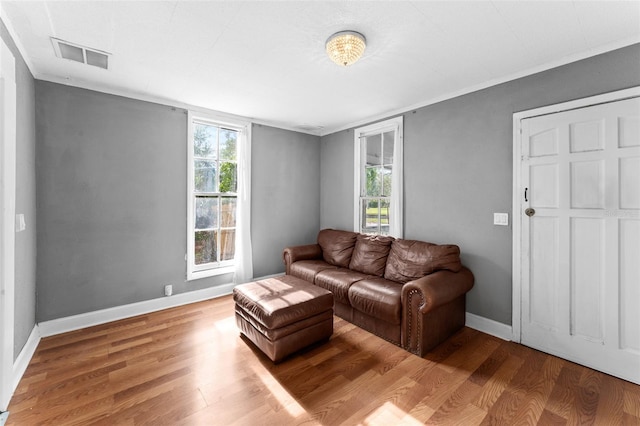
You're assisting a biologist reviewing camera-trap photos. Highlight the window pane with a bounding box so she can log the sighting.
[362,199,380,233]
[194,124,218,159]
[366,134,381,166]
[382,166,392,197]
[195,160,217,192]
[221,197,237,227]
[220,229,236,261]
[380,199,390,235]
[220,128,237,161]
[195,230,217,265]
[195,196,218,229]
[383,131,394,165]
[365,166,382,196]
[219,161,237,193]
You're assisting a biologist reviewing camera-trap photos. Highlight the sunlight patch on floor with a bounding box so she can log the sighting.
[363,401,423,426]
[214,316,237,334]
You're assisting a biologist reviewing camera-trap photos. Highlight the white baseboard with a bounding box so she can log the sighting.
[38,282,238,338]
[36,273,286,338]
[465,312,512,341]
[12,325,40,393]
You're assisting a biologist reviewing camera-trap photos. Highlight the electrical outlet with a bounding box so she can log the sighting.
[164,285,173,297]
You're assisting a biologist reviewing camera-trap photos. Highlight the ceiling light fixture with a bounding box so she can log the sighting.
[326,31,366,67]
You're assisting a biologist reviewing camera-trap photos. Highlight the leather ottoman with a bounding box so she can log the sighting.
[233,275,334,362]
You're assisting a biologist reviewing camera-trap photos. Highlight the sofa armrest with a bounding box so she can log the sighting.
[401,267,474,315]
[282,244,323,275]
[401,267,474,356]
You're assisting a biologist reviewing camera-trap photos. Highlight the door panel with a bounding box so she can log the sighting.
[529,128,559,157]
[570,160,604,208]
[530,163,559,208]
[619,116,640,148]
[529,216,559,331]
[570,217,603,343]
[620,219,640,353]
[620,156,640,208]
[520,96,640,384]
[569,119,604,152]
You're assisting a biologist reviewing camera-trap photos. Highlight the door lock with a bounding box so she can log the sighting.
[525,208,536,217]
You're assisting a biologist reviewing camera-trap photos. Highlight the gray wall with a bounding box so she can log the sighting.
[320,43,640,326]
[251,124,320,277]
[35,83,320,321]
[320,129,356,231]
[36,83,190,321]
[1,21,37,360]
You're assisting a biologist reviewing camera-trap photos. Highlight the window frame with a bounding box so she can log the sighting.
[353,116,404,238]
[187,111,245,280]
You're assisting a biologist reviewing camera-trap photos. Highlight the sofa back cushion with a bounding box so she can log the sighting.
[349,234,394,276]
[384,240,462,283]
[317,229,358,268]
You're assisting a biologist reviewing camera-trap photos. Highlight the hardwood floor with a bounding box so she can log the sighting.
[7,295,640,425]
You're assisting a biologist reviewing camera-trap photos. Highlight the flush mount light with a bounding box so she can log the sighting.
[326,31,366,67]
[51,37,110,70]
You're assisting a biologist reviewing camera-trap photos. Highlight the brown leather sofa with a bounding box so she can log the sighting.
[283,229,474,356]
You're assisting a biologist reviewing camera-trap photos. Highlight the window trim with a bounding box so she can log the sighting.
[353,116,404,238]
[187,111,247,281]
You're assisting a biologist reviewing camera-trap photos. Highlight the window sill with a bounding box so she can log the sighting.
[187,265,235,281]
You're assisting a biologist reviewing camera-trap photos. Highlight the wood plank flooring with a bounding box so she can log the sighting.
[7,294,640,425]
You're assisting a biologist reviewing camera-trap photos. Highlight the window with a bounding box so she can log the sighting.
[188,113,248,279]
[354,116,403,238]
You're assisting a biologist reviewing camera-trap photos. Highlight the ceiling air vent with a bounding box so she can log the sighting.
[51,38,110,70]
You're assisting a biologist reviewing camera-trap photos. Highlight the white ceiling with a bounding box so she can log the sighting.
[2,1,639,135]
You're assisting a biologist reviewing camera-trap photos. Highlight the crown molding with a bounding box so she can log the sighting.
[0,7,36,75]
[34,73,323,137]
[319,37,640,136]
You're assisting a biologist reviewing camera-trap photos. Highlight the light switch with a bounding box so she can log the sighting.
[15,214,26,232]
[493,213,509,226]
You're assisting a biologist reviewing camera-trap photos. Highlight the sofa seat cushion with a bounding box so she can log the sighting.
[349,234,394,276]
[318,229,358,268]
[348,278,403,325]
[384,240,462,283]
[315,268,371,304]
[289,260,338,283]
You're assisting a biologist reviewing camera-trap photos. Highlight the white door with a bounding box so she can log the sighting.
[0,37,16,411]
[519,95,640,384]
